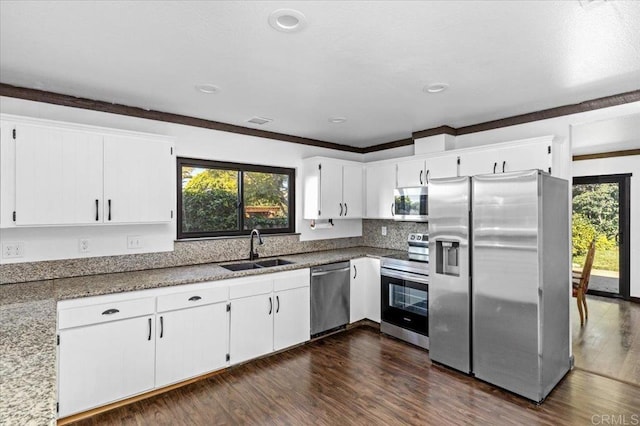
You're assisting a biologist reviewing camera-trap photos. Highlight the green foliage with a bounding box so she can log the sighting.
[572,183,618,239]
[185,169,237,193]
[595,234,615,251]
[182,188,237,233]
[244,171,289,209]
[572,212,595,257]
[245,215,288,230]
[181,166,290,233]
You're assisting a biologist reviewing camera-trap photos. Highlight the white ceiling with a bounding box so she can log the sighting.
[1,1,639,149]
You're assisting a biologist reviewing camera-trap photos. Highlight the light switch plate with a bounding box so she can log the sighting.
[381,226,387,236]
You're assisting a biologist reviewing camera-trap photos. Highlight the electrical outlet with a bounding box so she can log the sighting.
[78,239,90,253]
[127,235,144,249]
[3,242,25,258]
[381,226,387,236]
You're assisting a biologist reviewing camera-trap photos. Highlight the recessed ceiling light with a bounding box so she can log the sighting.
[269,9,306,33]
[329,117,347,124]
[247,117,273,125]
[424,83,449,94]
[195,84,220,94]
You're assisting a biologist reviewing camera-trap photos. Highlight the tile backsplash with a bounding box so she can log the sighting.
[362,219,429,250]
[0,219,424,284]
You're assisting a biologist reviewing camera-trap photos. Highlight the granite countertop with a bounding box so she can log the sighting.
[0,246,401,425]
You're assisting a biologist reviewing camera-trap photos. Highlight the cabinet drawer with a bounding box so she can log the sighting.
[229,277,272,300]
[273,269,310,292]
[58,297,155,330]
[157,286,228,313]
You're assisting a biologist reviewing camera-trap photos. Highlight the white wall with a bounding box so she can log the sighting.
[0,96,365,264]
[572,155,640,298]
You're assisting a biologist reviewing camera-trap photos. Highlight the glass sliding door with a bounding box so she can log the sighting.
[572,174,631,299]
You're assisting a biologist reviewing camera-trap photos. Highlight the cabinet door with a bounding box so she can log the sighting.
[155,303,228,388]
[58,316,155,417]
[229,294,274,365]
[396,159,425,187]
[499,142,551,174]
[103,135,173,224]
[318,160,343,218]
[425,154,459,181]
[342,164,363,218]
[274,287,310,351]
[363,258,381,323]
[365,163,396,219]
[15,124,103,225]
[458,150,499,177]
[350,259,367,323]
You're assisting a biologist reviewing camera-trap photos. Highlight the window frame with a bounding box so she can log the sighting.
[176,157,296,239]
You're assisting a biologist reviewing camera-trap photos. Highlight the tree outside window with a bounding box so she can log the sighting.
[178,158,294,238]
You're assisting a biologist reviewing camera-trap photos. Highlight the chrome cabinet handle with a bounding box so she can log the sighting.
[353,265,358,279]
[268,296,273,315]
[188,296,202,302]
[95,199,99,221]
[276,295,280,313]
[419,169,423,185]
[148,318,152,341]
[160,316,164,339]
[102,308,119,315]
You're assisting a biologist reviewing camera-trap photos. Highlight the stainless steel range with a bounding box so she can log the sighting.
[380,233,429,349]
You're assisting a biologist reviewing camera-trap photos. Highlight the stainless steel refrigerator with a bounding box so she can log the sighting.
[429,170,570,402]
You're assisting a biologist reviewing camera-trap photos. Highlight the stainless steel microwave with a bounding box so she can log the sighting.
[393,186,428,221]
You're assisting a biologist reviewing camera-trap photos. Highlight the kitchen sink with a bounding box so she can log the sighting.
[254,258,294,268]
[220,262,264,271]
[220,258,294,271]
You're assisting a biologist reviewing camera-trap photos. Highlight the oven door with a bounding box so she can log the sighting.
[381,268,429,336]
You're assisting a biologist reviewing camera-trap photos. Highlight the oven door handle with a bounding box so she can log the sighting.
[381,268,429,285]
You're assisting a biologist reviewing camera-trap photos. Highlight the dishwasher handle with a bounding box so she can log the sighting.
[311,267,350,277]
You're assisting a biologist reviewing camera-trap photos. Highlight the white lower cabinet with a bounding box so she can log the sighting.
[229,269,310,365]
[350,257,381,324]
[58,315,156,418]
[155,302,228,388]
[229,291,275,365]
[273,285,310,351]
[57,268,310,417]
[155,285,229,387]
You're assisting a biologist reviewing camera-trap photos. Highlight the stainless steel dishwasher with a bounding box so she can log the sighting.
[310,261,351,337]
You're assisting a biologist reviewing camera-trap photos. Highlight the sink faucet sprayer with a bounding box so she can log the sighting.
[249,229,264,260]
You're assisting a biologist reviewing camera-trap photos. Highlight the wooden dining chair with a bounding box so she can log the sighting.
[572,240,596,326]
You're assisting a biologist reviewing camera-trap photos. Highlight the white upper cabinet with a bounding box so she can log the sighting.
[15,124,103,226]
[458,137,553,176]
[425,153,459,181]
[365,162,396,219]
[396,154,459,188]
[303,157,363,220]
[342,164,363,218]
[103,135,174,224]
[4,117,174,227]
[316,160,343,219]
[396,158,425,187]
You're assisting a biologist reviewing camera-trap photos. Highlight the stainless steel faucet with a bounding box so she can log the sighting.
[249,229,264,260]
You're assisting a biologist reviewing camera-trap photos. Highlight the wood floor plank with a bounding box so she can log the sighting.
[67,327,640,426]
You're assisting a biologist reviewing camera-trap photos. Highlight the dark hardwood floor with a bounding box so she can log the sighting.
[69,326,640,426]
[571,294,640,386]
